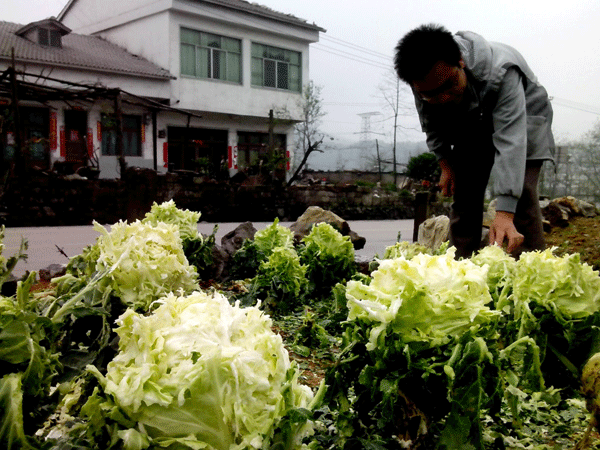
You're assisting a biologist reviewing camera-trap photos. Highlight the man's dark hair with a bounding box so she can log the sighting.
[394,24,462,83]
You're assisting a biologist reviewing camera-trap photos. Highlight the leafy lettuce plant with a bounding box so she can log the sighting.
[511,248,600,321]
[82,290,314,450]
[382,240,431,260]
[0,226,28,291]
[141,200,202,242]
[470,244,517,307]
[250,247,308,315]
[316,248,503,449]
[0,273,59,450]
[141,201,217,279]
[81,220,199,311]
[230,219,295,280]
[298,223,356,298]
[498,248,600,393]
[346,248,499,350]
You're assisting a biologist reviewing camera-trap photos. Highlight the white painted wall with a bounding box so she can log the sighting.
[56,0,323,178]
[171,11,307,120]
[59,0,172,35]
[92,13,172,71]
[61,0,319,121]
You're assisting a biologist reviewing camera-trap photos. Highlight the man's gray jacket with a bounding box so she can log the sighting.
[415,31,555,213]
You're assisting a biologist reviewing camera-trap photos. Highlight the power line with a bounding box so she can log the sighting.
[551,97,600,115]
[320,35,392,61]
[312,44,390,70]
[313,43,392,68]
[323,102,381,106]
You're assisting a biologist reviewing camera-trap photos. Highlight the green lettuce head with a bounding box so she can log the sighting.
[512,248,600,320]
[92,220,199,310]
[346,248,499,349]
[253,219,295,255]
[142,200,201,241]
[299,222,356,296]
[86,291,313,450]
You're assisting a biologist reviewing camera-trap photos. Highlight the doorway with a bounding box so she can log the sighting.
[64,109,88,170]
[167,127,228,178]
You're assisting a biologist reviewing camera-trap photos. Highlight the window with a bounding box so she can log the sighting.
[38,28,62,47]
[251,44,301,92]
[180,28,241,83]
[2,107,49,165]
[237,132,287,172]
[101,114,142,157]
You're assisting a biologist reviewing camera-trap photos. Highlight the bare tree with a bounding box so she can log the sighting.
[570,121,600,202]
[539,122,600,203]
[375,69,416,184]
[287,81,327,186]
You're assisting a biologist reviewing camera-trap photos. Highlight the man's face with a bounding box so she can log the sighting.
[411,59,467,105]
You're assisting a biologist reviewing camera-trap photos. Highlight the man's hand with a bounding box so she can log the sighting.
[438,159,455,197]
[489,211,524,253]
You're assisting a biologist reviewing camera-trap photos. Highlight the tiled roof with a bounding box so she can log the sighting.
[0,21,174,80]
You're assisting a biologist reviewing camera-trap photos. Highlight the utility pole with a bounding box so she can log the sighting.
[392,78,399,186]
[113,89,126,177]
[10,49,25,176]
[376,139,382,181]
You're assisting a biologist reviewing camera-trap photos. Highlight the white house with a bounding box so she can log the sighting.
[0,1,324,179]
[57,0,325,178]
[0,18,177,177]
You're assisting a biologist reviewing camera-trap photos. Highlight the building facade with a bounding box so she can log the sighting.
[0,18,175,177]
[58,0,324,178]
[0,0,324,179]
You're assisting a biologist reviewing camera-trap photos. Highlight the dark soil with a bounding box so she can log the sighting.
[545,216,600,270]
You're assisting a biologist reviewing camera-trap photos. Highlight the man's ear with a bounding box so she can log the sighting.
[459,59,465,69]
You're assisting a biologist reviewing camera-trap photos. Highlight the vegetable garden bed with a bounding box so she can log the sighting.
[2,201,600,449]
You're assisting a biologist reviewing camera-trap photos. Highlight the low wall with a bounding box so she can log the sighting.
[0,169,416,227]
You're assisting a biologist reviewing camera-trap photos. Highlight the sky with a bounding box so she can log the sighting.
[4,0,600,148]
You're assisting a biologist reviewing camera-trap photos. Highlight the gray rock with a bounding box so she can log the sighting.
[39,263,66,282]
[542,201,570,228]
[206,222,258,281]
[348,230,366,250]
[210,245,229,281]
[552,196,597,218]
[221,222,257,257]
[288,206,365,249]
[417,215,450,250]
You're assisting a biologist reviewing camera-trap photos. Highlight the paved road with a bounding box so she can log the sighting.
[3,219,415,279]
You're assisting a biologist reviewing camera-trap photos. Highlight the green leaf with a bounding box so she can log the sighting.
[0,373,35,450]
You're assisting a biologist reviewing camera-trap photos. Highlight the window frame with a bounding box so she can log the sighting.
[251,43,301,92]
[180,28,242,83]
[100,113,142,157]
[236,131,287,171]
[37,28,62,47]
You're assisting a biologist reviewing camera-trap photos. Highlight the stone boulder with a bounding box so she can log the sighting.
[541,196,597,229]
[288,206,365,250]
[220,222,257,257]
[551,196,597,218]
[542,201,570,228]
[39,263,66,282]
[207,222,257,281]
[417,215,450,250]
